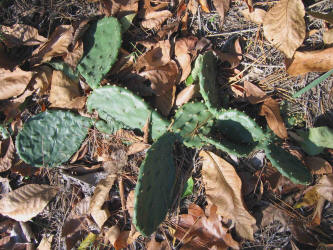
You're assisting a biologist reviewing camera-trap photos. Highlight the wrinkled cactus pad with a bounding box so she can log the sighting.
[16,110,91,167]
[77,17,122,89]
[133,132,179,236]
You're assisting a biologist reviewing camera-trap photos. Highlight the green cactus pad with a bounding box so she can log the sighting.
[133,132,179,236]
[94,110,129,134]
[87,85,168,140]
[193,51,220,113]
[16,110,91,167]
[172,102,214,148]
[264,143,312,185]
[77,17,122,89]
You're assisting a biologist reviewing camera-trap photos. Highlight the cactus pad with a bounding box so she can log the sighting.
[264,143,312,185]
[77,17,122,89]
[133,132,179,236]
[172,102,214,148]
[87,85,169,140]
[16,110,91,167]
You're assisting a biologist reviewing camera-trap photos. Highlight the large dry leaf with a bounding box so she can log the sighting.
[243,81,268,104]
[0,184,58,221]
[31,66,53,95]
[200,151,256,240]
[0,137,15,173]
[174,203,239,249]
[63,41,84,69]
[0,68,34,100]
[49,70,86,109]
[142,10,172,30]
[0,24,47,48]
[37,235,53,250]
[175,84,199,106]
[89,175,117,228]
[323,28,333,45]
[263,0,305,59]
[241,8,266,24]
[29,25,74,66]
[316,174,333,202]
[304,157,332,175]
[212,0,230,26]
[286,47,333,75]
[259,97,287,139]
[109,0,139,18]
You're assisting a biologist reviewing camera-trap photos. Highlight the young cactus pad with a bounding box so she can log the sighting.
[77,17,122,89]
[16,110,91,167]
[87,85,169,140]
[133,132,179,236]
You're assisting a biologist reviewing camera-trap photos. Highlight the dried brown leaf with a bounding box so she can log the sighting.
[175,84,200,106]
[212,0,230,26]
[29,25,74,66]
[323,28,333,45]
[241,8,267,25]
[243,81,268,104]
[0,68,34,100]
[188,0,199,16]
[200,150,256,240]
[89,175,117,228]
[263,0,305,59]
[126,190,135,218]
[0,184,58,221]
[305,157,332,175]
[127,142,150,155]
[260,204,287,227]
[0,24,47,48]
[147,238,171,250]
[49,70,86,109]
[31,66,53,96]
[286,47,333,75]
[105,225,121,246]
[259,98,287,139]
[316,174,333,202]
[142,10,172,30]
[110,0,139,18]
[199,0,210,13]
[0,137,15,173]
[63,41,83,69]
[37,235,53,250]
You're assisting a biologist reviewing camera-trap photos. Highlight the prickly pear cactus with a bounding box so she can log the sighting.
[16,110,91,167]
[263,143,312,185]
[193,51,221,113]
[172,102,213,148]
[87,85,169,140]
[94,110,129,134]
[133,132,179,236]
[77,17,122,89]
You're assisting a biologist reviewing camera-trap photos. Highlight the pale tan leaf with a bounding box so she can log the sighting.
[175,84,199,106]
[305,157,332,175]
[188,0,199,16]
[212,0,230,26]
[200,150,256,240]
[105,225,121,246]
[323,29,333,45]
[49,70,86,109]
[260,204,287,227]
[0,137,15,172]
[259,98,287,139]
[142,10,172,30]
[199,0,210,13]
[89,175,117,228]
[127,142,150,155]
[29,25,74,66]
[286,47,333,75]
[37,235,53,250]
[263,0,306,59]
[0,24,47,48]
[63,41,83,69]
[109,0,139,18]
[243,81,268,104]
[316,174,333,202]
[31,66,53,96]
[0,68,34,100]
[0,184,58,221]
[126,190,135,218]
[241,8,267,24]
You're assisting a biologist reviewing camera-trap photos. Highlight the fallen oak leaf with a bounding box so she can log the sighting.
[243,81,268,104]
[259,97,288,139]
[200,150,256,240]
[0,137,15,173]
[263,0,306,59]
[141,10,172,30]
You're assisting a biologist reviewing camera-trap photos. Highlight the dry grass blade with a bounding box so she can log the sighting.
[263,0,305,59]
[0,184,58,221]
[0,137,15,173]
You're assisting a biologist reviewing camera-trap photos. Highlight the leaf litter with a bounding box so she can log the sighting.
[0,0,333,249]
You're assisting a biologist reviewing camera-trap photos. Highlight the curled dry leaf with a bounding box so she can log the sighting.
[174,203,239,249]
[304,157,332,175]
[243,81,267,104]
[0,184,58,221]
[63,41,84,69]
[199,0,210,13]
[31,66,53,96]
[212,0,230,26]
[0,24,47,48]
[200,150,256,240]
[49,70,86,109]
[215,37,242,69]
[0,68,34,100]
[29,25,74,66]
[109,0,139,18]
[259,98,287,139]
[0,137,15,173]
[175,84,200,106]
[104,225,140,250]
[141,10,172,30]
[263,0,305,59]
[323,29,333,45]
[316,174,333,202]
[126,190,135,217]
[89,174,117,228]
[127,142,150,155]
[241,8,267,25]
[286,47,333,75]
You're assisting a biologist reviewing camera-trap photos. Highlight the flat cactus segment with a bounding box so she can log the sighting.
[16,110,91,167]
[264,143,312,185]
[77,17,122,89]
[171,102,214,148]
[95,110,129,134]
[87,86,168,140]
[133,132,178,236]
[194,51,220,112]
